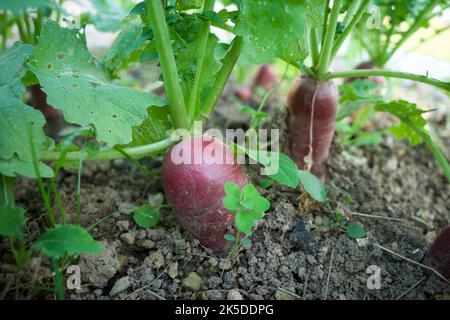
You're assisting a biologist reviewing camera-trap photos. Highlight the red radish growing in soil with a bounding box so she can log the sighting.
[234,64,276,103]
[429,226,450,279]
[287,76,338,181]
[345,61,384,85]
[234,84,252,103]
[252,64,276,90]
[161,136,249,251]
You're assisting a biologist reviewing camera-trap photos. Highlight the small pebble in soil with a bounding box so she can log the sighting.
[120,232,135,245]
[168,262,178,279]
[136,239,156,249]
[289,219,317,254]
[206,291,224,300]
[275,288,296,300]
[182,272,203,291]
[118,203,135,215]
[116,220,129,231]
[144,251,165,269]
[110,276,131,296]
[207,276,222,289]
[227,289,244,300]
[79,241,120,288]
[140,268,155,283]
[223,271,237,289]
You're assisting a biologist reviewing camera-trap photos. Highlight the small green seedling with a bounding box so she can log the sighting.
[133,204,161,228]
[32,224,103,300]
[321,184,366,240]
[223,181,270,256]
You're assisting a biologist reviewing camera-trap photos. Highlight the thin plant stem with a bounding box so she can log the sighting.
[145,0,190,129]
[330,0,371,63]
[187,0,215,121]
[230,230,241,259]
[40,137,175,162]
[49,179,65,224]
[316,0,342,77]
[29,128,56,225]
[251,64,290,129]
[1,175,15,206]
[342,0,362,26]
[52,259,65,300]
[309,28,320,66]
[16,18,28,43]
[22,14,33,44]
[114,146,159,179]
[34,10,43,42]
[202,36,243,118]
[324,69,450,91]
[321,0,331,47]
[75,143,85,226]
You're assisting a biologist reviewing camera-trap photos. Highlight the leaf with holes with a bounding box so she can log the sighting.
[124,106,172,148]
[0,205,26,238]
[28,21,165,147]
[374,100,428,146]
[0,43,53,178]
[235,0,326,65]
[32,224,103,259]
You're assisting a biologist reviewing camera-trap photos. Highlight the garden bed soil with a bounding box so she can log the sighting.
[1,84,449,300]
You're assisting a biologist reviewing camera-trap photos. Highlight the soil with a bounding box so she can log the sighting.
[1,83,449,300]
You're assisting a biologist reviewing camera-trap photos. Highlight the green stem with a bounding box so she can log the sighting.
[1,175,15,206]
[56,0,65,23]
[254,64,290,116]
[114,146,160,179]
[330,0,370,63]
[230,230,241,258]
[16,18,28,43]
[188,0,215,121]
[9,236,28,267]
[342,0,362,26]
[49,179,66,224]
[309,28,320,66]
[384,0,439,66]
[30,128,56,225]
[16,236,28,267]
[75,143,84,226]
[316,0,342,77]
[210,20,234,33]
[202,36,243,118]
[324,70,450,91]
[23,14,33,44]
[40,137,175,162]
[34,10,43,43]
[52,259,65,300]
[321,0,331,47]
[145,0,190,129]
[0,13,7,50]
